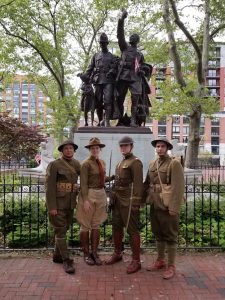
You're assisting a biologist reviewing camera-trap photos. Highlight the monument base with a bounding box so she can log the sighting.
[74,126,154,176]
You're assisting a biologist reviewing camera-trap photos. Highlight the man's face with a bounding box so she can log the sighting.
[129,34,139,46]
[62,144,75,159]
[155,141,168,157]
[119,144,133,155]
[99,41,108,51]
[90,145,101,158]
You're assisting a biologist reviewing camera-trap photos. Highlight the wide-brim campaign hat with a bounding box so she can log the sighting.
[58,140,78,152]
[151,137,173,150]
[85,137,105,149]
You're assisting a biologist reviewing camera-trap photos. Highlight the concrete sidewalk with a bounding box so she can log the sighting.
[0,252,225,299]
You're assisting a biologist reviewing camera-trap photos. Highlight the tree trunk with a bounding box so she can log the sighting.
[185,107,202,168]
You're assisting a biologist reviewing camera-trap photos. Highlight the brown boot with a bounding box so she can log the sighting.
[91,229,102,266]
[146,259,166,271]
[63,258,75,274]
[53,252,63,264]
[105,231,123,265]
[80,231,95,266]
[127,233,141,274]
[163,265,176,279]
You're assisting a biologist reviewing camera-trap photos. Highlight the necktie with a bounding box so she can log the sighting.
[96,159,105,188]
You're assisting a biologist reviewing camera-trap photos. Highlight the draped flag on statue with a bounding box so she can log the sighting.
[135,57,140,73]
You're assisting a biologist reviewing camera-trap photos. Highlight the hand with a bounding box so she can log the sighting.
[49,209,57,216]
[83,200,91,213]
[131,205,140,212]
[169,210,177,216]
[121,8,128,19]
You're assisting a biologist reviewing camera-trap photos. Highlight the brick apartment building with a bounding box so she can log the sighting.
[0,74,48,126]
[148,43,225,165]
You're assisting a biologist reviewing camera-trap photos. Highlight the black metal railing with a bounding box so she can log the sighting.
[0,175,225,251]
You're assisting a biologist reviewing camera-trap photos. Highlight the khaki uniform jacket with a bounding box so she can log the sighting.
[80,156,106,201]
[114,153,143,206]
[45,158,81,211]
[143,155,184,213]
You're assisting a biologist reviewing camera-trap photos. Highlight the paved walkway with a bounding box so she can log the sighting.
[0,252,225,300]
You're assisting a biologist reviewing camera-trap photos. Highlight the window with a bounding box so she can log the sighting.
[211,137,219,145]
[208,79,217,86]
[183,116,189,124]
[211,127,219,136]
[211,146,219,155]
[211,117,219,126]
[172,116,180,124]
[158,126,166,135]
[183,137,188,143]
[209,89,218,96]
[200,127,205,135]
[158,117,166,125]
[208,70,217,77]
[172,126,180,133]
[183,126,189,134]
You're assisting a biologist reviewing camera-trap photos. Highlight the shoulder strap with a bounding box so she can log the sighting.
[166,158,173,184]
[156,160,164,190]
[60,158,76,174]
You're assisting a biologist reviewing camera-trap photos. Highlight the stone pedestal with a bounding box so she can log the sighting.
[74,126,154,176]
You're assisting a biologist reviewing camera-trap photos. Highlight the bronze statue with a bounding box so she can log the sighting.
[116,9,146,127]
[82,33,118,127]
[77,73,95,126]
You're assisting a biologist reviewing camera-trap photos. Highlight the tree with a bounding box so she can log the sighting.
[0,116,44,160]
[156,0,225,167]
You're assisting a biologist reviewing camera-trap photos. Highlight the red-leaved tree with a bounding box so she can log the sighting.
[0,116,45,161]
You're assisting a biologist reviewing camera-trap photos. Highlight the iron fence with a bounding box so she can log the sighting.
[0,175,225,251]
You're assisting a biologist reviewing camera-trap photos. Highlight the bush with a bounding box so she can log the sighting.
[1,193,225,249]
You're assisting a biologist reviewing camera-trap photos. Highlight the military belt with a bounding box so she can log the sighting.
[88,186,104,190]
[114,184,132,190]
[56,182,79,193]
[149,183,165,192]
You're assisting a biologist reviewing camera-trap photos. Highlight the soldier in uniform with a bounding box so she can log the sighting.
[105,136,143,274]
[45,140,81,274]
[143,137,184,279]
[83,33,118,127]
[76,138,113,265]
[116,9,145,127]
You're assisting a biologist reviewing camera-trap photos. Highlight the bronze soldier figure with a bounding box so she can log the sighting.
[116,9,145,127]
[83,33,118,127]
[45,140,81,274]
[77,73,95,126]
[105,136,143,274]
[143,137,185,279]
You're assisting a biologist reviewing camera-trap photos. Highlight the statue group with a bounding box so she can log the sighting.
[78,9,152,128]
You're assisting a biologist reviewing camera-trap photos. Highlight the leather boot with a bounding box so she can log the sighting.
[105,106,111,127]
[63,258,75,274]
[126,234,141,274]
[53,244,63,264]
[55,237,69,261]
[97,107,103,126]
[80,231,95,266]
[105,231,123,265]
[91,229,102,266]
[130,94,139,127]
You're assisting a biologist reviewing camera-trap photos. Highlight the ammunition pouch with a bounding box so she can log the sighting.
[56,182,80,193]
